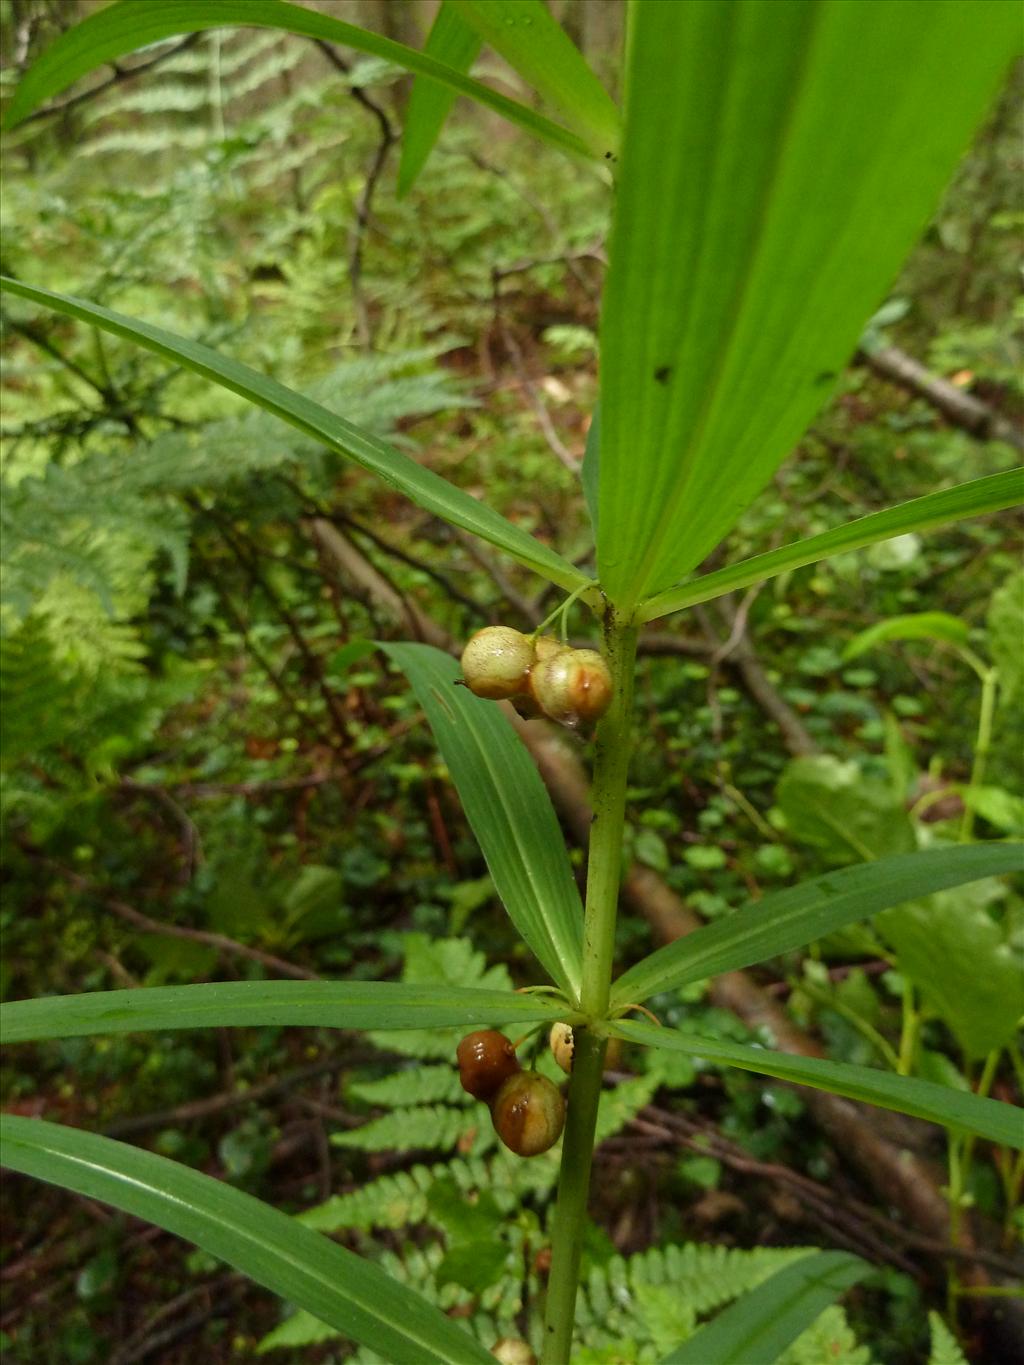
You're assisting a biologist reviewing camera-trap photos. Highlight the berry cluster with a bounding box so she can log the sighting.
[456,1029,566,1158]
[460,627,613,728]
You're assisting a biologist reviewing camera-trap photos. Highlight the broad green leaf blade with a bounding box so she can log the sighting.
[0,276,589,594]
[2,0,592,160]
[453,0,619,158]
[0,1116,492,1365]
[610,843,1024,1009]
[639,469,1024,621]
[843,611,971,661]
[878,888,1024,1060]
[609,1019,1024,1149]
[0,981,570,1045]
[660,1251,868,1365]
[380,642,584,1001]
[398,3,482,197]
[597,1,1020,607]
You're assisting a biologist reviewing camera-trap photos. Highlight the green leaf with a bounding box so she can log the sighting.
[0,276,589,594]
[961,786,1024,837]
[777,756,916,864]
[398,3,482,197]
[659,1251,868,1365]
[608,1019,1024,1149]
[640,470,1024,621]
[988,568,1024,705]
[0,1116,492,1365]
[878,884,1024,1060]
[610,844,1024,1008]
[843,611,971,661]
[2,0,592,160]
[597,0,1020,607]
[928,1310,969,1365]
[380,642,584,1000]
[0,981,569,1045]
[453,0,619,158]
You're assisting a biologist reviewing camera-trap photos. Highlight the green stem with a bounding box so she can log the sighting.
[541,615,637,1365]
[896,979,919,1076]
[960,665,998,843]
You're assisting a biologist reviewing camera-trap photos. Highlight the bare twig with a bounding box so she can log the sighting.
[315,39,398,347]
[18,35,202,127]
[41,859,320,982]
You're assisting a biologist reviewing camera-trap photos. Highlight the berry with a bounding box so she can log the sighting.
[456,1030,521,1101]
[460,627,534,700]
[529,648,613,727]
[490,1071,565,1157]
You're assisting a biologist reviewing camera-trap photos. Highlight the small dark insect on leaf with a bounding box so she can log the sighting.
[654,365,671,384]
[814,370,837,385]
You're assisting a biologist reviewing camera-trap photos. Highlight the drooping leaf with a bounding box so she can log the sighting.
[0,981,570,1045]
[609,843,1024,1008]
[453,0,620,158]
[398,3,482,197]
[0,276,590,594]
[380,642,584,1001]
[0,1116,492,1365]
[776,756,917,864]
[2,0,592,160]
[597,0,1020,607]
[988,568,1024,705]
[640,469,1024,621]
[608,1019,1024,1149]
[843,611,971,661]
[659,1251,868,1365]
[878,883,1024,1060]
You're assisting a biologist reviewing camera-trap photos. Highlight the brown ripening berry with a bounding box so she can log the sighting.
[460,627,534,700]
[456,1030,521,1102]
[529,648,613,727]
[490,1071,565,1157]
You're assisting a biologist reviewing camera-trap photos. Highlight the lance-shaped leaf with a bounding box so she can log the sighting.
[597,0,1020,608]
[0,1116,492,1365]
[380,643,584,1001]
[608,1019,1024,1149]
[610,843,1024,1009]
[0,276,589,594]
[660,1251,869,1365]
[639,468,1024,621]
[843,611,972,661]
[398,3,482,197]
[2,0,591,160]
[453,0,620,159]
[0,981,570,1045]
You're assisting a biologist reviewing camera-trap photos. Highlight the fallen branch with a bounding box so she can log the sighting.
[862,344,1022,452]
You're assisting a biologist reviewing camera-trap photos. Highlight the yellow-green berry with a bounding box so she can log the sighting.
[529,648,613,726]
[460,627,534,700]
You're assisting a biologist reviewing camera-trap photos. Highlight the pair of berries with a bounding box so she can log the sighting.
[460,627,613,728]
[456,1029,566,1157]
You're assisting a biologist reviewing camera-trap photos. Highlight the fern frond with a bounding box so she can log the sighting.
[928,1311,969,1365]
[330,1103,490,1156]
[778,1304,877,1365]
[349,1064,468,1108]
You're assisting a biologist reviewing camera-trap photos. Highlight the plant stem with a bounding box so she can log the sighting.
[960,665,998,842]
[540,615,638,1364]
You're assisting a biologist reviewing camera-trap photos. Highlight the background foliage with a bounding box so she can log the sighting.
[1,2,1021,1361]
